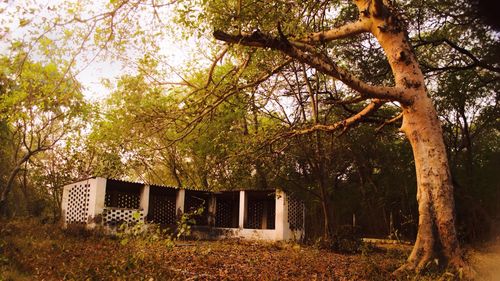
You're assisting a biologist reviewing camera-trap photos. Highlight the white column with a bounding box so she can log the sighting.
[238,190,247,228]
[94,177,107,215]
[140,185,150,219]
[208,194,216,227]
[176,189,185,216]
[88,177,106,228]
[275,189,291,240]
[60,184,71,227]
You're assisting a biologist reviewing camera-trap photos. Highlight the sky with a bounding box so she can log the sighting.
[74,25,206,102]
[0,0,209,102]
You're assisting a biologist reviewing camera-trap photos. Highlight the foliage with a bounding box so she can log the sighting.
[116,204,204,249]
[175,203,204,239]
[116,212,174,248]
[313,225,363,254]
[0,54,91,215]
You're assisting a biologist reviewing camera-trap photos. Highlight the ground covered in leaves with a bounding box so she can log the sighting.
[0,219,498,280]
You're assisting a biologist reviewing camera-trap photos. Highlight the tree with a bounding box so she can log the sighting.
[0,55,89,214]
[91,69,256,190]
[209,0,474,275]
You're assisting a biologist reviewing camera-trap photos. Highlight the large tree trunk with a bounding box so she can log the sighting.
[398,93,464,272]
[366,2,470,275]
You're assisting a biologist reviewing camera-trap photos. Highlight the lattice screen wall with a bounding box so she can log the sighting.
[62,178,304,240]
[288,197,305,230]
[267,203,275,229]
[215,199,237,228]
[102,208,144,226]
[148,195,176,224]
[65,183,91,224]
[185,194,209,225]
[105,191,140,209]
[246,200,264,229]
[245,199,275,229]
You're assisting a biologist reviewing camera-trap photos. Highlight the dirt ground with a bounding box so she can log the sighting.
[466,241,500,281]
[0,219,499,281]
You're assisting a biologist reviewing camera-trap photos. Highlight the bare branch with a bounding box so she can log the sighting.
[324,96,368,105]
[375,112,403,132]
[238,58,293,90]
[415,38,500,73]
[205,45,229,87]
[289,99,385,136]
[297,18,371,44]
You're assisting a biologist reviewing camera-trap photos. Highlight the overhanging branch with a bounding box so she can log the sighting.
[213,30,408,104]
[375,112,403,132]
[288,99,385,137]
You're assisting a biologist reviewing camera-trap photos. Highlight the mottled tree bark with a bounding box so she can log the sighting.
[365,1,467,273]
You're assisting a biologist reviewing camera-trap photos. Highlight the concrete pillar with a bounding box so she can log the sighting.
[275,189,291,240]
[140,185,150,218]
[238,190,247,228]
[176,189,185,217]
[61,184,71,226]
[87,177,106,228]
[208,194,216,227]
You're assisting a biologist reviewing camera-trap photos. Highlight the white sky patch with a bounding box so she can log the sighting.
[1,0,211,103]
[76,60,123,102]
[76,26,205,102]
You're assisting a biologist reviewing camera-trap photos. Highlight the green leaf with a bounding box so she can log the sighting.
[19,18,30,27]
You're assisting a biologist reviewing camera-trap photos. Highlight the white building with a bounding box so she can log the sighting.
[61,177,305,241]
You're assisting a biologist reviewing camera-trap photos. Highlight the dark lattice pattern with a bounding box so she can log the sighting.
[105,191,140,209]
[245,200,264,229]
[185,194,209,225]
[215,199,237,228]
[288,197,304,230]
[102,208,144,226]
[148,195,176,224]
[185,195,205,212]
[267,202,275,229]
[66,183,91,224]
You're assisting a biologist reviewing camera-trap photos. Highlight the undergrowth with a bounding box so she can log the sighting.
[0,218,494,280]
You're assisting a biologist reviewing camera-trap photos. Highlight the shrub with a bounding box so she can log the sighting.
[314,225,362,254]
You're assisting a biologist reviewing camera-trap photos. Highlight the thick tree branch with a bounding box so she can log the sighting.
[297,18,371,44]
[288,99,385,136]
[213,30,408,104]
[375,112,403,132]
[324,96,368,105]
